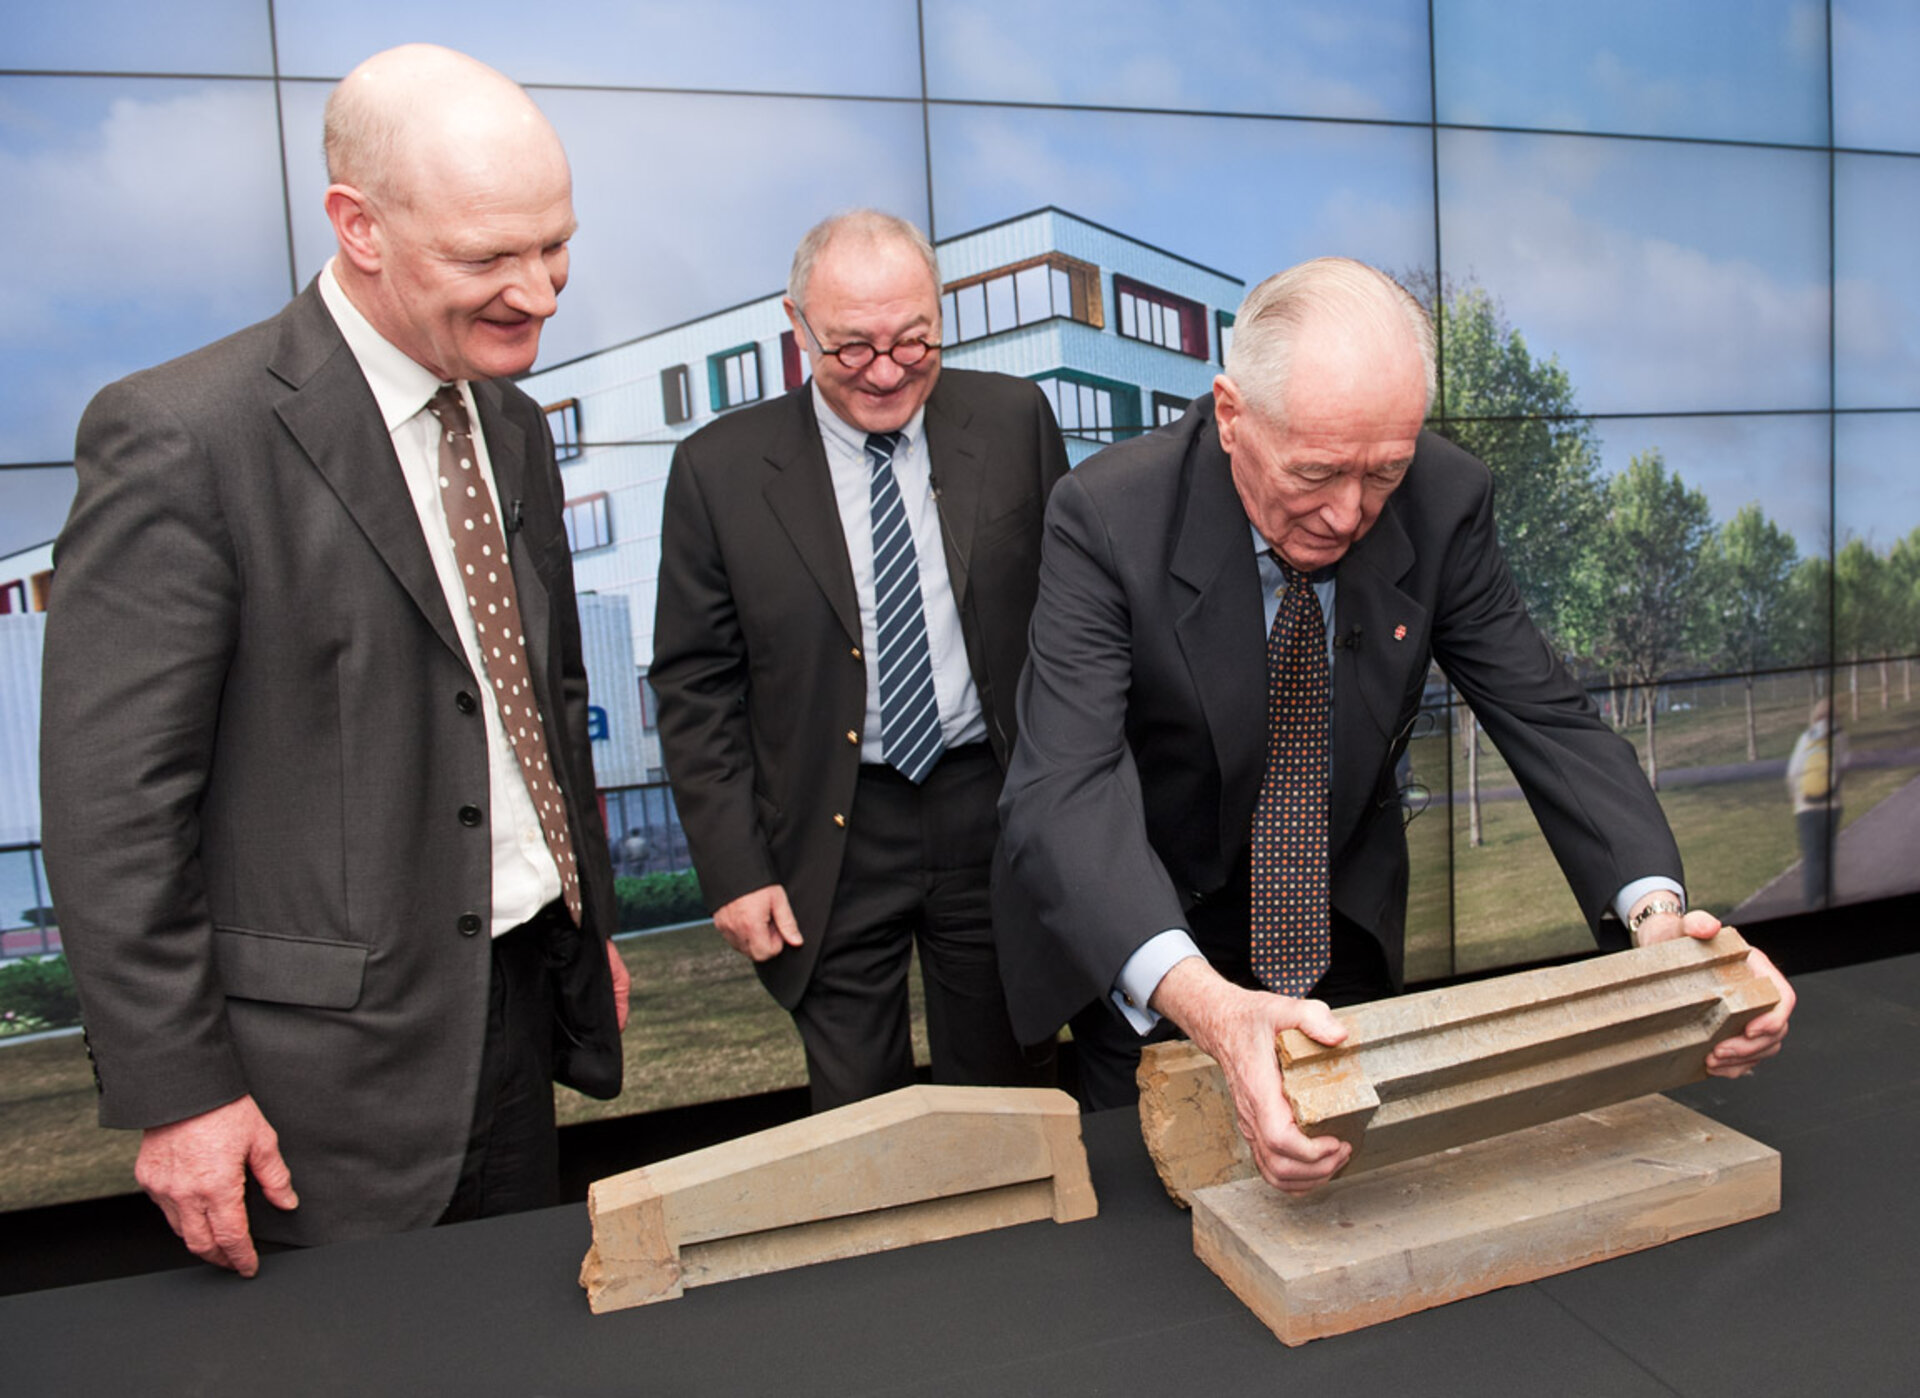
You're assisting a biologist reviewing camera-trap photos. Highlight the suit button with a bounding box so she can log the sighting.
[457,912,483,936]
[846,730,859,744]
[833,813,846,827]
[455,690,478,714]
[459,803,483,827]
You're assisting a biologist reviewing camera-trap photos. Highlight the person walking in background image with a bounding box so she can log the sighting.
[1786,697,1846,907]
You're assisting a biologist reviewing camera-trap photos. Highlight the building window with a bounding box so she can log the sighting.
[1114,275,1207,359]
[781,329,808,391]
[708,343,763,411]
[1152,391,1191,427]
[1034,369,1141,446]
[1216,309,1236,365]
[661,365,693,426]
[563,492,612,554]
[543,397,582,462]
[941,253,1103,348]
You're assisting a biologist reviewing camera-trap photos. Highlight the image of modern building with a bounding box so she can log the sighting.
[518,207,1245,700]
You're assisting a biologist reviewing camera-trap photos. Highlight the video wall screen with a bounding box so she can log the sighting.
[1,1,1915,1211]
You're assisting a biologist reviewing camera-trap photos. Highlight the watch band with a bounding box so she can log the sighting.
[1628,896,1686,936]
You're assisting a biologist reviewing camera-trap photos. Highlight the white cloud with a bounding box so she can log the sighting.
[1442,137,1828,414]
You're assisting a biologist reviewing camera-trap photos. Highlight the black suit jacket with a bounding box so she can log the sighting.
[40,282,621,1245]
[994,399,1683,1043]
[651,370,1068,1008]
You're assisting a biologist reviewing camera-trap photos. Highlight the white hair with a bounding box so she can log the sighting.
[787,209,941,312]
[1222,257,1437,422]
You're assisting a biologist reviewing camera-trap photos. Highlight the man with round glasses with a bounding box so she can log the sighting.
[651,210,1069,1108]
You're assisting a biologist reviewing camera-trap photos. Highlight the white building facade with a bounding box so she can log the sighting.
[518,207,1246,704]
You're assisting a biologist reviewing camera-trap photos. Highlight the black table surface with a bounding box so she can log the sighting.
[10,953,1919,1398]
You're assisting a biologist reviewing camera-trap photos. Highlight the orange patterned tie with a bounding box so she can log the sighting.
[1248,554,1330,995]
[426,385,582,926]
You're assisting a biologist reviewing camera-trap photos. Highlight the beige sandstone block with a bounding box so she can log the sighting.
[1138,930,1777,1200]
[1190,1093,1780,1344]
[580,1084,1097,1314]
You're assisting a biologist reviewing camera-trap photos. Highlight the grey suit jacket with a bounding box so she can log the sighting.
[650,370,1069,1008]
[40,281,621,1245]
[994,399,1684,1043]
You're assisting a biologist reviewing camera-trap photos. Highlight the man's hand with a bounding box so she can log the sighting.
[1630,905,1795,1077]
[606,938,631,1031]
[134,1095,298,1278]
[712,884,803,962]
[1151,957,1352,1193]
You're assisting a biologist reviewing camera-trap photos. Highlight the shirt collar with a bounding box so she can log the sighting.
[1247,520,1336,584]
[811,380,926,458]
[318,260,456,431]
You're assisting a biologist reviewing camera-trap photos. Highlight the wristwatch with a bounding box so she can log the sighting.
[1628,896,1686,936]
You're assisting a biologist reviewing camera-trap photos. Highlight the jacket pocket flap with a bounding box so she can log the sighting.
[214,927,368,1010]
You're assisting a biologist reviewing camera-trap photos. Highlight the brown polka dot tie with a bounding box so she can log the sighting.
[426,385,582,926]
[1248,554,1330,996]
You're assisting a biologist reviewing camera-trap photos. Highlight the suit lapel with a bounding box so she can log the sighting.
[1329,502,1427,855]
[269,288,469,670]
[922,382,982,604]
[1170,415,1267,836]
[763,391,862,646]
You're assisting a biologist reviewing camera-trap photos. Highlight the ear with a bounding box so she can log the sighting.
[1212,374,1243,452]
[325,184,382,275]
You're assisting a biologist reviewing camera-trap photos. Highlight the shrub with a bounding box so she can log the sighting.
[613,871,707,932]
[0,955,82,1035]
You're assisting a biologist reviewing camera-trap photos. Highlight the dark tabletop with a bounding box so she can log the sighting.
[10,953,1920,1397]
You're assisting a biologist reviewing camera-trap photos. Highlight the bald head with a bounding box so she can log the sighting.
[322,45,576,382]
[324,44,566,212]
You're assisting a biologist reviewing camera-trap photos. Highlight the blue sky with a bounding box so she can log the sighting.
[3,1,1920,561]
[1435,0,1830,144]
[923,0,1429,119]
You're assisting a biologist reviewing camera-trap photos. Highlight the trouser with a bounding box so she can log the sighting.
[438,902,565,1224]
[790,743,1054,1112]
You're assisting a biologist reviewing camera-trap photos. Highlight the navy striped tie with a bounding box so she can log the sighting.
[867,431,945,784]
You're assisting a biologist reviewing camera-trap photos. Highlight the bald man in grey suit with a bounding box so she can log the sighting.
[41,45,626,1274]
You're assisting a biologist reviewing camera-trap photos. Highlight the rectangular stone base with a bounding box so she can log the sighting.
[1190,1094,1779,1346]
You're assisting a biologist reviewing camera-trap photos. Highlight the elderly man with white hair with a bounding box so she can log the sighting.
[993,257,1794,1190]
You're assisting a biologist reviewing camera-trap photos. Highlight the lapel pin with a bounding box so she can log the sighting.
[1393,624,1408,641]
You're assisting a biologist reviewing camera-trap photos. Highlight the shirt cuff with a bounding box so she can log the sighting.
[1611,877,1686,926]
[1111,930,1204,1035]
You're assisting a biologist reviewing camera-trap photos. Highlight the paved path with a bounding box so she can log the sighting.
[1733,769,1920,922]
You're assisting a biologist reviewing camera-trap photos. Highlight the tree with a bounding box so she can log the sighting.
[1834,538,1895,720]
[1416,281,1611,843]
[1588,449,1716,788]
[1426,285,1609,652]
[1887,526,1920,704]
[1706,504,1800,760]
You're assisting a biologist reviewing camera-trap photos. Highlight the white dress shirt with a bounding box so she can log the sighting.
[812,382,987,761]
[319,262,563,936]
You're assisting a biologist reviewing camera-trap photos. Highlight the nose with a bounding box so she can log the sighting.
[503,252,562,320]
[1320,477,1365,536]
[863,351,907,390]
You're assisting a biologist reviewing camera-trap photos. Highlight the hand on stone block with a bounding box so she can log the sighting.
[1150,956,1352,1193]
[1630,908,1794,1078]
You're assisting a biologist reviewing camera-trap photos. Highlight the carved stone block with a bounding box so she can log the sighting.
[580,1084,1097,1314]
[1138,930,1777,1201]
[1190,1093,1780,1344]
